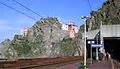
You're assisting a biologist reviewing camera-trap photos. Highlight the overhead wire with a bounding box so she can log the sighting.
[9,0,42,18]
[86,0,95,38]
[0,1,36,20]
[87,0,93,12]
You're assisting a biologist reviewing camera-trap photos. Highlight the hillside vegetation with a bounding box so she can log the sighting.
[80,0,120,32]
[0,17,84,59]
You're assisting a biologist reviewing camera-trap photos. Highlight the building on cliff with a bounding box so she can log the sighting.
[62,22,78,38]
[20,27,29,36]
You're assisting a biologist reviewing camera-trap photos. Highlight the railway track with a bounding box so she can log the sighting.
[0,56,83,69]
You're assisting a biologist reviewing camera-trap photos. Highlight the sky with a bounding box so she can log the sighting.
[0,0,105,42]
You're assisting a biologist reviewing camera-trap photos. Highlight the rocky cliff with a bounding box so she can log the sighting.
[80,0,120,31]
[0,17,74,58]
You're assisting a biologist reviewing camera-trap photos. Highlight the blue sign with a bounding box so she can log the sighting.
[91,44,103,48]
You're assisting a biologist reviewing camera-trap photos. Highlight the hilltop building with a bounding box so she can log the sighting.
[62,22,78,38]
[20,27,29,36]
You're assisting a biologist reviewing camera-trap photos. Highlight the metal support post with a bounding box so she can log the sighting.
[84,20,87,69]
[90,46,92,64]
[96,47,99,60]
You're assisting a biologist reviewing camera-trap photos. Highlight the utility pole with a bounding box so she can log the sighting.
[96,31,99,61]
[100,21,103,45]
[81,16,89,69]
[84,19,87,69]
[90,18,93,64]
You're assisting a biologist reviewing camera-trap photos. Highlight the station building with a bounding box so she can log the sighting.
[84,24,120,61]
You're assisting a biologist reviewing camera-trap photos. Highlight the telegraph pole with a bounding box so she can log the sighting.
[84,19,87,69]
[81,16,89,69]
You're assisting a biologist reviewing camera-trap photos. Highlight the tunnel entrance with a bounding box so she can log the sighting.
[104,37,120,61]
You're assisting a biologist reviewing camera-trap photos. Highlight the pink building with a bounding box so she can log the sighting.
[62,22,78,38]
[20,27,29,36]
[68,24,78,38]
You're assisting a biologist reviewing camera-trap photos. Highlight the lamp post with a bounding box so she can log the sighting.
[81,16,89,69]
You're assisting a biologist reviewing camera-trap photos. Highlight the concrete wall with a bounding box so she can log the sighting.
[101,25,120,37]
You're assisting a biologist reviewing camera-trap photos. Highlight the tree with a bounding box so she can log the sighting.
[29,34,46,57]
[31,17,62,57]
[74,30,84,56]
[0,39,13,59]
[59,38,76,56]
[11,35,32,58]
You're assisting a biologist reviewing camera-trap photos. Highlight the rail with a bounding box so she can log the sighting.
[0,56,83,69]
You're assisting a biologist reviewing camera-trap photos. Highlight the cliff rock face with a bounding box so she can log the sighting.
[0,39,11,58]
[27,17,65,57]
[74,29,84,56]
[1,18,84,58]
[78,0,120,57]
[86,0,120,30]
[6,17,70,58]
